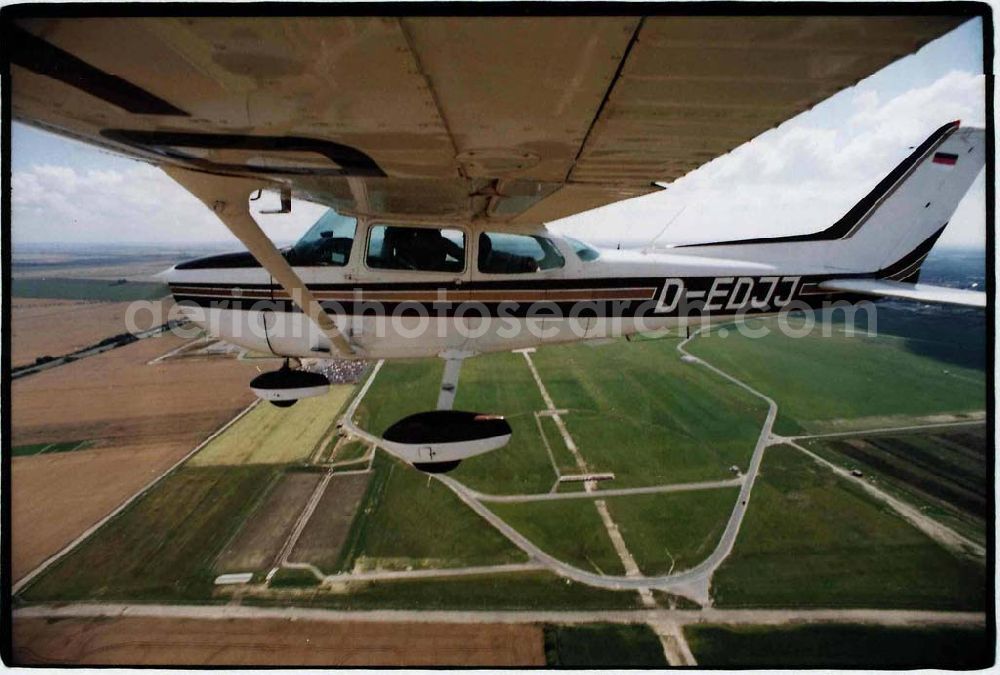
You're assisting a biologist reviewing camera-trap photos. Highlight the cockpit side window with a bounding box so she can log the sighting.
[566,237,601,262]
[366,225,466,273]
[285,209,357,267]
[478,232,565,274]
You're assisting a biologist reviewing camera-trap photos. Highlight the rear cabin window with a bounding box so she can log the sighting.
[366,225,466,273]
[478,232,565,274]
[285,209,357,266]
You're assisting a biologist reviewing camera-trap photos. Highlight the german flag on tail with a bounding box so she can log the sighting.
[933,151,958,166]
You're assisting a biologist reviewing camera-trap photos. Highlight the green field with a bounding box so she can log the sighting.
[685,624,992,668]
[355,354,555,494]
[332,437,371,463]
[351,360,440,435]
[246,570,645,611]
[543,623,668,667]
[337,452,526,572]
[607,487,737,574]
[451,353,555,493]
[23,466,276,602]
[355,341,767,493]
[711,445,985,609]
[805,426,987,546]
[12,277,169,301]
[532,339,768,486]
[687,316,985,435]
[190,386,352,466]
[490,499,625,575]
[12,440,92,457]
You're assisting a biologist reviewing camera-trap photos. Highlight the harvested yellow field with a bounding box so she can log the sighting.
[190,385,354,466]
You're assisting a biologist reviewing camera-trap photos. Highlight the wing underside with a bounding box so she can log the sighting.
[8,14,970,224]
[819,278,986,308]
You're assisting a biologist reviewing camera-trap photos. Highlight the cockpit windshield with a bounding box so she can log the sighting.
[285,209,357,266]
[566,237,600,262]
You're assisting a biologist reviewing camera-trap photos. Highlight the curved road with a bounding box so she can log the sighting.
[340,329,777,605]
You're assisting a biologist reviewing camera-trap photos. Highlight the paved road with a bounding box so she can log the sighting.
[340,332,778,605]
[14,603,986,628]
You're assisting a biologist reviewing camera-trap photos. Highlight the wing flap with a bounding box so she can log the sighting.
[818,278,985,308]
[571,16,967,185]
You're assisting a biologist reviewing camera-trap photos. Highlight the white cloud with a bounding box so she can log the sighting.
[11,161,326,246]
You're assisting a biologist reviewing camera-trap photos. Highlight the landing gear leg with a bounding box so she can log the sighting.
[436,349,471,411]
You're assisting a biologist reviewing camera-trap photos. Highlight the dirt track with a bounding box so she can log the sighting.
[11,333,258,581]
[12,298,173,368]
[12,617,545,666]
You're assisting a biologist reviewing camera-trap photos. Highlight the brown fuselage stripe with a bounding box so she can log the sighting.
[168,286,658,303]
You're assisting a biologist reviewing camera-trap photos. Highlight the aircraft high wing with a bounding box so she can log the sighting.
[7,13,972,224]
[5,11,986,472]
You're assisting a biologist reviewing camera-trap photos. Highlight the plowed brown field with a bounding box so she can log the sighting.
[12,298,173,368]
[215,472,323,573]
[11,333,258,581]
[12,617,545,666]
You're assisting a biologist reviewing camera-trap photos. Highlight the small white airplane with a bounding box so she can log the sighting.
[7,14,987,472]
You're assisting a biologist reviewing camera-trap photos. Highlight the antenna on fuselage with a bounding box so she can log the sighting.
[643,205,687,253]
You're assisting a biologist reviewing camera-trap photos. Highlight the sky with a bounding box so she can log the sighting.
[10,17,988,250]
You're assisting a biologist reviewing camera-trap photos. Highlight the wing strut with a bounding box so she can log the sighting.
[162,167,356,358]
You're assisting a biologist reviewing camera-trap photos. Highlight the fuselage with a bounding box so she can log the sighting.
[162,124,983,360]
[163,216,863,360]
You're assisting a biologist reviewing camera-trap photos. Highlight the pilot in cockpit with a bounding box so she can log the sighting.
[386,227,464,272]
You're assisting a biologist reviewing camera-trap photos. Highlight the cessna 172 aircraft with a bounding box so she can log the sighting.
[7,13,987,472]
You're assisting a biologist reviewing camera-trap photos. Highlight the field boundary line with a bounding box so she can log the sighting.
[532,411,561,490]
[146,335,213,365]
[515,349,588,474]
[340,359,385,426]
[792,419,986,440]
[319,562,546,584]
[277,471,335,570]
[12,398,261,596]
[466,477,742,503]
[13,603,986,627]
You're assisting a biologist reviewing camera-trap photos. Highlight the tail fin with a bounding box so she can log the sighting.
[850,121,986,280]
[683,121,986,280]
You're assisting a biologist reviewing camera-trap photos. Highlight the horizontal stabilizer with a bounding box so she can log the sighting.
[818,279,985,308]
